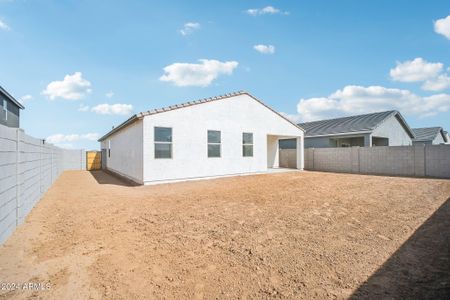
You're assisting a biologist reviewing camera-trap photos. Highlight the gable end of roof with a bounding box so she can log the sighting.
[372,111,415,139]
[98,91,304,142]
[412,127,445,142]
[298,110,408,137]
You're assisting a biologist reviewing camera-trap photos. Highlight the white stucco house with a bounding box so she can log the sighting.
[98,91,305,185]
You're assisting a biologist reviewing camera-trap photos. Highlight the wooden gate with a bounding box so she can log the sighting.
[86,151,102,170]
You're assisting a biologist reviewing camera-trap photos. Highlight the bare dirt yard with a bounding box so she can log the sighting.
[0,170,449,299]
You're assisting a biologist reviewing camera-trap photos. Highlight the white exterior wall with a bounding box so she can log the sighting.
[371,115,412,146]
[102,120,144,183]
[142,94,303,184]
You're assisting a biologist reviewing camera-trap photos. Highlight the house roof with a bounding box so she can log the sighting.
[298,110,415,138]
[412,127,448,142]
[0,85,25,109]
[98,91,304,142]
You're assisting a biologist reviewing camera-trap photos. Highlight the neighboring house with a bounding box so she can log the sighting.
[98,91,305,185]
[298,110,415,148]
[445,131,450,144]
[412,127,448,145]
[0,85,24,128]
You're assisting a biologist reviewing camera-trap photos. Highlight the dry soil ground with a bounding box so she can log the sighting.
[0,170,449,299]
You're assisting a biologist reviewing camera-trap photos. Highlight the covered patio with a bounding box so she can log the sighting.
[267,135,304,169]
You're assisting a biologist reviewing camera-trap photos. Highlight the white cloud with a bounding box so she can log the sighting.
[295,85,450,122]
[18,94,33,104]
[105,91,114,98]
[253,44,275,54]
[78,104,90,112]
[82,133,100,140]
[246,6,288,16]
[434,15,450,40]
[54,143,75,149]
[0,19,10,31]
[419,93,450,116]
[390,58,443,82]
[179,22,200,36]
[279,112,302,123]
[422,74,450,91]
[389,57,450,91]
[91,103,133,115]
[159,59,238,87]
[42,72,92,100]
[46,133,99,146]
[79,102,133,115]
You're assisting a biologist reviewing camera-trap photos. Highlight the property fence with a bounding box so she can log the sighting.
[305,145,450,179]
[0,124,86,244]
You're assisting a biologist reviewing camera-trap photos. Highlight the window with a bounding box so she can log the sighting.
[108,140,111,157]
[2,99,7,121]
[243,132,253,157]
[155,127,172,159]
[207,130,221,157]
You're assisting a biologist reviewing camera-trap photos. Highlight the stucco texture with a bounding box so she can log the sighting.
[102,94,304,184]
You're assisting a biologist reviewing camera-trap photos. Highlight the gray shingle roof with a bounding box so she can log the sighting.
[98,91,304,141]
[298,110,414,138]
[412,127,446,142]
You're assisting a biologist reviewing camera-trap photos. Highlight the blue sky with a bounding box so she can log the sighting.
[1,0,449,149]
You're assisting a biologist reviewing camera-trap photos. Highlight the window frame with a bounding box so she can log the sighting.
[242,132,254,157]
[207,130,221,158]
[154,127,173,159]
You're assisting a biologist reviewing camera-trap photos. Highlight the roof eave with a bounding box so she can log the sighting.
[439,128,448,143]
[98,91,305,143]
[394,111,416,139]
[298,110,399,138]
[0,86,25,109]
[98,115,139,142]
[243,92,305,133]
[373,110,415,139]
[305,130,373,138]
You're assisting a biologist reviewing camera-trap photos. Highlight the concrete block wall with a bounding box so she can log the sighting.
[350,147,360,173]
[311,148,353,173]
[0,124,85,244]
[62,149,86,170]
[305,145,450,179]
[425,145,450,178]
[359,146,415,176]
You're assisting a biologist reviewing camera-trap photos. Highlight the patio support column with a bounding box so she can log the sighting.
[296,136,304,170]
[364,134,372,147]
[267,135,279,168]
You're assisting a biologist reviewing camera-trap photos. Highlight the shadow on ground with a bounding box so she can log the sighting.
[89,170,139,187]
[350,198,450,299]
